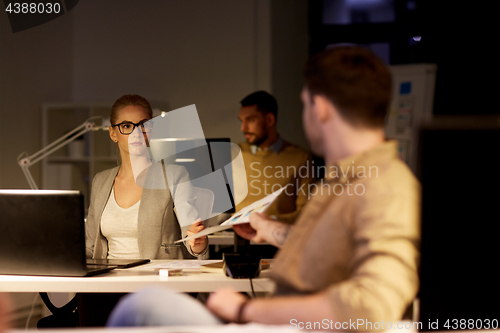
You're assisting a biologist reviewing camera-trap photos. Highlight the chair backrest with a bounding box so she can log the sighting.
[193,187,214,221]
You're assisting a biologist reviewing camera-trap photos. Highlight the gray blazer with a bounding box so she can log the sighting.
[85,163,208,259]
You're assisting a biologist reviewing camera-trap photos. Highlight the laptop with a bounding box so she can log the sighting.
[0,190,115,277]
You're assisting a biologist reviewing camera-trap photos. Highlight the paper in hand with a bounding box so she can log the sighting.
[176,185,288,243]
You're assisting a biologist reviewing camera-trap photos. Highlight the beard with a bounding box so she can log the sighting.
[245,131,268,146]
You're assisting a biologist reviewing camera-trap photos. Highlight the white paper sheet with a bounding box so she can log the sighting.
[175,186,288,243]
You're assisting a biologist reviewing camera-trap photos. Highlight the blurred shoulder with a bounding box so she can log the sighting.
[360,155,420,203]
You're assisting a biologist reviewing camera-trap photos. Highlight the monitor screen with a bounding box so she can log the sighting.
[148,138,235,215]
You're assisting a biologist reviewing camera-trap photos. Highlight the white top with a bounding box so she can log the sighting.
[100,187,141,259]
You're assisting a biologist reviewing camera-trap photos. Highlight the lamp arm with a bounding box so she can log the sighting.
[30,116,102,164]
[19,163,39,190]
[29,126,91,166]
[17,116,105,189]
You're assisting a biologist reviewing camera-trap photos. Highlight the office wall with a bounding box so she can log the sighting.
[270,0,309,148]
[0,0,309,189]
[0,9,74,189]
[71,0,271,140]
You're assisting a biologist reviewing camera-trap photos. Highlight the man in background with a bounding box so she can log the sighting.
[236,91,315,224]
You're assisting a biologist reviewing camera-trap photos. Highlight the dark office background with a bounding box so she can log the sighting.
[308,0,499,116]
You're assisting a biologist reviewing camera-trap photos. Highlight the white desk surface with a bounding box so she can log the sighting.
[0,260,275,294]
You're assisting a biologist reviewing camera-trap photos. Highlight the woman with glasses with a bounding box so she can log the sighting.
[79,96,208,326]
[85,94,208,261]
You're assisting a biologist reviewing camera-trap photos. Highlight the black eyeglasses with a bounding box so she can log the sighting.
[111,120,153,135]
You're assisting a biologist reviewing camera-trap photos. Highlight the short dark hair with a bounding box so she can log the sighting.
[304,46,391,128]
[240,91,278,119]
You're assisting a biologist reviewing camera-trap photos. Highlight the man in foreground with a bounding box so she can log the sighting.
[0,294,11,333]
[107,46,420,330]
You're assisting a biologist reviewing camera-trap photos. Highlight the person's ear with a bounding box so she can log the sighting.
[312,95,331,124]
[265,112,276,128]
[109,126,118,143]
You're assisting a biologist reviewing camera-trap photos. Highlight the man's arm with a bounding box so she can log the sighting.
[207,286,335,325]
[232,212,292,248]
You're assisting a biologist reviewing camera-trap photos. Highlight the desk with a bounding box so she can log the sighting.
[0,260,275,294]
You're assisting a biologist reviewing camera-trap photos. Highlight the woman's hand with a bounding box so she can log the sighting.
[186,218,208,254]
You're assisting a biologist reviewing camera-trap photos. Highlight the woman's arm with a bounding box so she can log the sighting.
[168,164,209,256]
[85,175,99,258]
[186,218,208,254]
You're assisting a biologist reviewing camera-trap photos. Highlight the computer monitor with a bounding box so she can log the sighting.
[419,125,500,330]
[148,138,235,216]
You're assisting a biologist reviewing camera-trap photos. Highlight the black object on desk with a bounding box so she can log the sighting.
[225,232,261,278]
[223,252,262,279]
[234,232,251,253]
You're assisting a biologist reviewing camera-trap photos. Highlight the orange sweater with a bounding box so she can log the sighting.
[236,140,315,224]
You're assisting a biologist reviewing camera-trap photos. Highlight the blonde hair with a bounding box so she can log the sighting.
[110,94,153,125]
